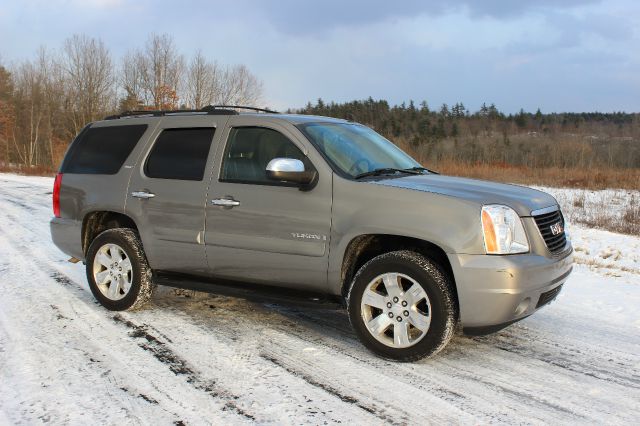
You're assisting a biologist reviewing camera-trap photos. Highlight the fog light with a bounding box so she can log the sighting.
[515,298,531,316]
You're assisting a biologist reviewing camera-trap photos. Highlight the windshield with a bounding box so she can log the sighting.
[298,122,421,178]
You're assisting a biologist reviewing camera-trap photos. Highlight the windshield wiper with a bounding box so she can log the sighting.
[404,166,439,175]
[354,168,421,180]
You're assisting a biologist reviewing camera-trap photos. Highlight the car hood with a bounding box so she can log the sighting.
[372,174,557,216]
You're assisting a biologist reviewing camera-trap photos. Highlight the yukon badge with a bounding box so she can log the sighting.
[291,232,327,241]
[550,222,564,236]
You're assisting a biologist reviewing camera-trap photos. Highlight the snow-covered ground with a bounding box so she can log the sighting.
[0,173,639,425]
[534,185,640,236]
[535,185,640,277]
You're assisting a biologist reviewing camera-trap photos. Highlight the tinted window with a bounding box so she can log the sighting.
[145,128,215,181]
[220,127,309,184]
[62,124,147,174]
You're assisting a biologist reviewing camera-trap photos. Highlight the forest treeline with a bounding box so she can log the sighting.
[0,33,263,170]
[292,98,640,171]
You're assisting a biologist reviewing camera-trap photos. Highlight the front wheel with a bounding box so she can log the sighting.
[86,228,154,311]
[347,251,457,361]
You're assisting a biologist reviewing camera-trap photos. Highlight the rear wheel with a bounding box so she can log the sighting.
[86,228,154,311]
[347,250,457,361]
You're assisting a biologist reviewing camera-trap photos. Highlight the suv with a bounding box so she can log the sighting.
[50,105,573,361]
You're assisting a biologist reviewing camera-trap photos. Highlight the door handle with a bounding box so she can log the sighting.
[131,191,156,199]
[211,198,240,207]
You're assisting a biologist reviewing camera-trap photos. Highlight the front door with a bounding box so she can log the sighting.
[204,117,332,291]
[126,116,227,274]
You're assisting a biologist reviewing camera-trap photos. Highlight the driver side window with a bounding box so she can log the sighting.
[220,127,311,185]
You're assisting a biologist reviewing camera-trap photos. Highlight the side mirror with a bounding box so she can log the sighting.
[266,158,317,186]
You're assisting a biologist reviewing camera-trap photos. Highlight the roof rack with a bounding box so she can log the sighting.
[104,105,279,120]
[203,105,279,114]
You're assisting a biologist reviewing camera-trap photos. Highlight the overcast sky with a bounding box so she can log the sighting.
[1,0,639,112]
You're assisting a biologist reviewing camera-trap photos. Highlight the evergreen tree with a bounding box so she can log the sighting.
[515,108,527,128]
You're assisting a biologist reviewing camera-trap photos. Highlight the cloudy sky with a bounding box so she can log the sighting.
[1,0,638,112]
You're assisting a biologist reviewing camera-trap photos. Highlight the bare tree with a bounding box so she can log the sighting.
[11,49,55,166]
[137,33,184,109]
[185,50,220,109]
[1,33,270,171]
[185,56,263,108]
[120,51,145,111]
[216,64,263,106]
[62,34,115,132]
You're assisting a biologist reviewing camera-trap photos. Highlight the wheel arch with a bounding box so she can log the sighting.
[339,234,458,306]
[82,210,140,256]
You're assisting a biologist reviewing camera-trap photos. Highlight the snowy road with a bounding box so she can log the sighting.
[1,173,639,425]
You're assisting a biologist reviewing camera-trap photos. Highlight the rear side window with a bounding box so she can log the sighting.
[145,128,215,181]
[61,124,148,174]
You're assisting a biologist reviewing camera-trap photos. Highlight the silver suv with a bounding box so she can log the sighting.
[50,105,573,361]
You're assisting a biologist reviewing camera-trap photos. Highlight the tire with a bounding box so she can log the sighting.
[86,228,154,311]
[347,250,457,361]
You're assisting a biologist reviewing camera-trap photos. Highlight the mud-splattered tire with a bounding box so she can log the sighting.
[86,228,154,311]
[347,250,457,362]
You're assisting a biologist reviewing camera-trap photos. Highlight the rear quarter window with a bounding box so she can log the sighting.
[61,124,148,174]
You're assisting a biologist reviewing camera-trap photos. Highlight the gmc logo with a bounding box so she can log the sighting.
[550,222,564,236]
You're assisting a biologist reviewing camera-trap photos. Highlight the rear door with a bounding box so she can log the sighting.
[204,116,333,291]
[126,116,228,274]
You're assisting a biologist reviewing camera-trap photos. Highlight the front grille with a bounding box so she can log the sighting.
[536,285,563,308]
[533,209,567,255]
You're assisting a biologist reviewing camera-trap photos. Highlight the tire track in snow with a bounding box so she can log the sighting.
[0,236,227,425]
[270,307,630,418]
[258,353,402,425]
[475,327,640,390]
[0,218,258,423]
[152,294,583,423]
[0,215,270,423]
[289,303,640,392]
[111,314,258,422]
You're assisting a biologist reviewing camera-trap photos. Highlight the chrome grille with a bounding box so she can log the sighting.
[533,209,567,255]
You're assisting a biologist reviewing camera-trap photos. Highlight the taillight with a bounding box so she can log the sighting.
[53,173,63,218]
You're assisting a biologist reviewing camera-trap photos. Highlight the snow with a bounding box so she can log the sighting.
[0,173,639,424]
[535,185,640,277]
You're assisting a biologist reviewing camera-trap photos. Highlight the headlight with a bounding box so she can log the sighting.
[481,205,529,254]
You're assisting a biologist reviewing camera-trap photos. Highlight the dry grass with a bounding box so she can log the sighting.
[572,193,585,208]
[430,161,640,190]
[573,256,640,275]
[576,210,640,236]
[543,188,640,236]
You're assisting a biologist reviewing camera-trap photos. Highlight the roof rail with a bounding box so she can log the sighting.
[103,105,278,120]
[103,108,239,120]
[202,105,280,114]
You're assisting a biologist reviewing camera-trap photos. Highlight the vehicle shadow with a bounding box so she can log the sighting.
[147,285,499,362]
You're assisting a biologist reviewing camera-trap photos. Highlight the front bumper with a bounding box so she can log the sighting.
[448,248,573,335]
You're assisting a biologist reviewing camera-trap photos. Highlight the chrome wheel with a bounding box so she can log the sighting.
[360,273,431,349]
[92,243,133,301]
